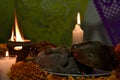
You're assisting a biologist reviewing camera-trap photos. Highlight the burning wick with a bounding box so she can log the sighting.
[14,46,23,50]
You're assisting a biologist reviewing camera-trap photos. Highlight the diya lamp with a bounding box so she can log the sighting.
[7,12,31,61]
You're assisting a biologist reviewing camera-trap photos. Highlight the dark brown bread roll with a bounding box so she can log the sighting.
[71,41,115,71]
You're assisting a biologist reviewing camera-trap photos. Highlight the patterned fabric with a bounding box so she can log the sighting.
[93,0,120,46]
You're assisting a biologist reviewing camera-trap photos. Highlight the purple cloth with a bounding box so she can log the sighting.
[93,0,120,46]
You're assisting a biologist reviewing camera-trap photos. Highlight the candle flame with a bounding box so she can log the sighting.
[15,12,24,42]
[77,12,81,25]
[9,12,30,42]
[10,27,16,41]
[9,12,24,42]
[5,51,9,57]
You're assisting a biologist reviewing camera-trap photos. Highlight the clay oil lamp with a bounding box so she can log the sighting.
[7,13,31,61]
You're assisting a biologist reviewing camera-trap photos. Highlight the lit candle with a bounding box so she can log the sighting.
[72,12,84,44]
[0,51,17,80]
